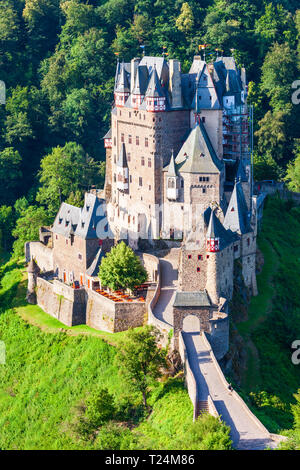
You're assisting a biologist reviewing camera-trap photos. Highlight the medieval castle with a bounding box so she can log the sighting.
[26,54,260,361]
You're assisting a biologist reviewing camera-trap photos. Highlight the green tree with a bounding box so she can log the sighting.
[116,325,166,408]
[261,42,297,111]
[85,388,116,429]
[284,145,300,192]
[12,205,50,257]
[0,148,22,205]
[255,109,290,165]
[253,152,282,181]
[36,142,104,216]
[176,2,194,34]
[98,241,147,292]
[0,206,15,252]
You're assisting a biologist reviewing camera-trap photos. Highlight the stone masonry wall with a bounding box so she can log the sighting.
[25,241,54,272]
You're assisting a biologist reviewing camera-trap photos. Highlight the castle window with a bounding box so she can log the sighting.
[78,253,82,260]
[181,180,184,188]
[202,117,206,123]
[121,133,124,143]
[188,255,192,259]
[136,136,139,145]
[114,174,116,182]
[206,255,209,259]
[234,245,238,252]
[168,178,175,188]
[197,267,200,272]
[127,152,131,161]
[129,112,131,118]
[231,207,235,211]
[247,238,250,246]
[199,177,203,182]
[128,135,132,144]
[148,158,151,167]
[139,177,143,186]
[114,137,116,146]
[198,255,202,260]
[81,222,85,228]
[130,175,132,183]
[141,156,145,166]
[149,185,151,190]
[202,188,206,193]
[66,239,68,245]
[114,154,116,163]
[145,137,149,147]
[56,235,58,239]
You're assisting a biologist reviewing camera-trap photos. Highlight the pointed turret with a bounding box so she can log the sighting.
[166,151,178,200]
[114,63,130,107]
[116,143,129,192]
[206,210,220,252]
[145,66,166,112]
[224,179,251,234]
[132,66,147,109]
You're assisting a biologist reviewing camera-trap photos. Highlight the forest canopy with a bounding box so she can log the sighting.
[0,0,299,254]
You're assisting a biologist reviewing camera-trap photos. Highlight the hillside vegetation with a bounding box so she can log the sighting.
[230,195,300,436]
[0,258,232,450]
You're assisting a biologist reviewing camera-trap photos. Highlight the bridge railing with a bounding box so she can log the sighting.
[147,254,172,347]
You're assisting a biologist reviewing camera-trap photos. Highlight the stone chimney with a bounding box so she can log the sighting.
[130,58,140,93]
[169,59,182,109]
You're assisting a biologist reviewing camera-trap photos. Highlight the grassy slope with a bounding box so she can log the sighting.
[235,196,300,433]
[0,257,196,449]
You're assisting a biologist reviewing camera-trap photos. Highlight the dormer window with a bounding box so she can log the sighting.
[81,222,85,228]
[58,218,62,224]
[86,206,90,212]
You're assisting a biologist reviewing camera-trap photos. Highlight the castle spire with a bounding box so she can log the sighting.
[206,210,220,252]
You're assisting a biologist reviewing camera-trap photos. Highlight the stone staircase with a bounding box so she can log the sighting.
[196,400,209,417]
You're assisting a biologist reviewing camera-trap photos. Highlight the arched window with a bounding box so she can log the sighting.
[168,178,175,188]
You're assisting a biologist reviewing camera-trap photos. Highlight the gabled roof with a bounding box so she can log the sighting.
[52,193,105,240]
[173,290,211,308]
[223,180,251,234]
[204,207,238,249]
[175,122,223,174]
[115,62,130,93]
[145,67,165,98]
[192,63,222,111]
[117,143,128,168]
[139,56,168,82]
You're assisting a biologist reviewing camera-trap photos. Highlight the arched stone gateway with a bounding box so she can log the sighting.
[173,290,213,349]
[182,314,201,333]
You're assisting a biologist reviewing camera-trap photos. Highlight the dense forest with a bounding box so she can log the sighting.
[0,0,299,255]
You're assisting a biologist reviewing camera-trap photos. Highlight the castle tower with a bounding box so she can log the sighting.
[27,258,40,304]
[205,210,221,304]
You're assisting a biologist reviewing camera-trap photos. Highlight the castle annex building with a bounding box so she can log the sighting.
[26,54,259,362]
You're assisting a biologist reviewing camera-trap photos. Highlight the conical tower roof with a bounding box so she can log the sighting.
[115,63,130,93]
[224,180,251,234]
[166,151,177,177]
[145,66,164,98]
[207,210,219,238]
[117,143,128,167]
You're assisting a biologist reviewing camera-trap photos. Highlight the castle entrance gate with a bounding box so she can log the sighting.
[182,314,201,334]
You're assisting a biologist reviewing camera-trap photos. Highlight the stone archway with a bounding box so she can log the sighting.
[182,314,201,334]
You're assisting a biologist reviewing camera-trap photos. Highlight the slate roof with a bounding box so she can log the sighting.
[132,65,148,95]
[145,67,165,98]
[204,207,238,250]
[165,151,177,176]
[117,143,128,168]
[115,62,130,93]
[86,247,104,277]
[173,290,211,308]
[223,180,251,234]
[236,159,248,183]
[52,193,105,240]
[175,122,223,174]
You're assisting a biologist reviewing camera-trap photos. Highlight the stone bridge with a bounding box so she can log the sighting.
[150,249,285,450]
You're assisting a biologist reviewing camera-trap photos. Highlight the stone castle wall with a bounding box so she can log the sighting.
[25,241,54,272]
